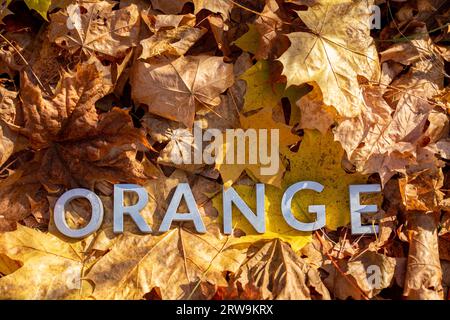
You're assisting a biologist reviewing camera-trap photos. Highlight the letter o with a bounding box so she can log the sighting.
[54,188,104,238]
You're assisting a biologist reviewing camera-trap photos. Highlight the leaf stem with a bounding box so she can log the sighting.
[0,33,50,95]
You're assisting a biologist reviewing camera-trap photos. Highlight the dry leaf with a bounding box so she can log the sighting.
[0,0,448,301]
[49,1,141,58]
[231,239,330,300]
[131,55,234,128]
[20,63,149,190]
[87,171,245,300]
[139,13,207,59]
[216,107,299,188]
[323,251,396,299]
[0,225,92,299]
[213,130,371,251]
[296,85,336,134]
[193,0,232,19]
[404,212,444,299]
[151,0,190,14]
[278,0,380,118]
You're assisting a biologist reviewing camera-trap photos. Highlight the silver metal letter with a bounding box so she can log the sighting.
[159,183,206,233]
[349,184,381,235]
[281,181,326,232]
[54,188,104,238]
[113,184,151,234]
[223,184,265,234]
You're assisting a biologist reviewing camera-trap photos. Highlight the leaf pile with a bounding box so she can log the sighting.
[0,0,449,300]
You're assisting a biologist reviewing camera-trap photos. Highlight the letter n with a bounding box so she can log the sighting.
[223,184,265,234]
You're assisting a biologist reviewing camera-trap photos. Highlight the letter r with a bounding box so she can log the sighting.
[113,184,151,233]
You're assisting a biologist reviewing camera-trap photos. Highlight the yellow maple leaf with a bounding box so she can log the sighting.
[87,228,245,299]
[214,129,370,251]
[0,225,92,299]
[24,0,51,20]
[216,107,300,188]
[278,0,380,118]
[240,107,299,153]
[240,60,311,113]
[233,24,260,55]
[240,61,285,112]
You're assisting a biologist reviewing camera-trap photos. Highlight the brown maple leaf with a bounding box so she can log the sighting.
[20,63,150,190]
[322,250,397,300]
[229,239,330,300]
[193,0,233,20]
[0,162,48,232]
[253,0,291,60]
[404,212,444,299]
[48,1,141,59]
[139,13,207,59]
[131,55,234,128]
[0,84,24,167]
[0,63,150,231]
[150,0,190,14]
[335,26,447,185]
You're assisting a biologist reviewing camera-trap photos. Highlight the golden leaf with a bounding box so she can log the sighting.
[193,0,232,19]
[87,172,246,300]
[0,225,92,299]
[278,0,380,117]
[216,107,299,188]
[240,60,310,113]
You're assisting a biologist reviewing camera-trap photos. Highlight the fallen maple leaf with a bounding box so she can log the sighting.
[0,0,448,302]
[20,63,150,190]
[150,0,233,18]
[0,162,48,231]
[280,129,373,231]
[230,239,330,299]
[323,250,397,300]
[336,27,447,185]
[216,107,299,188]
[239,60,310,113]
[48,1,141,59]
[131,55,234,128]
[0,0,12,24]
[399,168,444,212]
[0,225,92,299]
[278,0,380,118]
[296,85,336,134]
[151,0,190,15]
[0,85,23,167]
[139,13,207,59]
[404,212,444,299]
[24,0,51,20]
[193,0,232,19]
[87,171,246,300]
[87,228,244,299]
[251,0,291,60]
[239,60,285,112]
